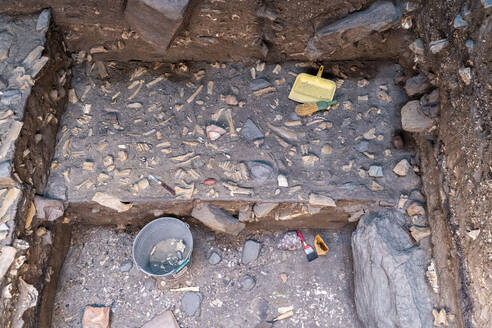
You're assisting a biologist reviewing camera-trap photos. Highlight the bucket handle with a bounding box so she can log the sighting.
[173,258,190,275]
[317,65,324,78]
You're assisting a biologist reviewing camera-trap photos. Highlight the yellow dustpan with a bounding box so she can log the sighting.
[288,65,336,103]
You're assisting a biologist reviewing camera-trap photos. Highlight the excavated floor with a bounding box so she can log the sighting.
[46,60,421,226]
[52,223,359,327]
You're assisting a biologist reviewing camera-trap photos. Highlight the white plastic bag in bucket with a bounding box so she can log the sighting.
[133,217,193,278]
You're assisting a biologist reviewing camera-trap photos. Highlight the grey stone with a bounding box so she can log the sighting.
[0,89,21,105]
[352,210,433,328]
[242,239,261,264]
[404,75,430,97]
[250,78,272,91]
[306,1,400,59]
[465,39,474,52]
[22,45,44,68]
[241,119,264,141]
[356,141,369,152]
[238,204,254,223]
[239,274,256,291]
[142,310,179,328]
[402,1,418,13]
[482,0,492,9]
[253,202,278,218]
[0,161,15,187]
[453,13,467,28]
[0,32,13,60]
[36,9,51,33]
[458,67,472,85]
[208,251,222,265]
[401,100,434,132]
[0,246,16,282]
[420,89,440,118]
[409,38,424,56]
[429,39,449,54]
[368,166,383,178]
[180,291,203,316]
[256,6,277,21]
[247,161,273,184]
[125,0,191,53]
[191,204,245,236]
[119,260,133,272]
[34,196,64,222]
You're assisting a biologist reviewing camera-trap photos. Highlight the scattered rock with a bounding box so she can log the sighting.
[242,239,262,264]
[13,278,39,328]
[241,119,264,141]
[352,210,433,327]
[432,308,448,327]
[191,204,245,235]
[420,89,440,118]
[356,141,368,152]
[465,39,474,52]
[206,124,226,141]
[410,226,431,242]
[180,292,203,316]
[453,13,467,28]
[465,229,480,241]
[0,161,15,187]
[36,9,51,33]
[368,166,383,178]
[0,32,13,60]
[13,239,29,251]
[247,161,273,184]
[224,94,238,106]
[0,246,16,281]
[208,251,222,265]
[119,260,133,272]
[426,260,439,294]
[239,274,256,291]
[238,204,254,222]
[404,75,431,97]
[321,143,333,155]
[393,159,410,176]
[250,79,271,91]
[142,310,179,328]
[0,89,21,105]
[277,231,302,250]
[308,193,336,207]
[429,39,449,54]
[409,38,424,55]
[370,181,384,191]
[34,195,64,221]
[82,305,110,328]
[407,202,426,216]
[305,1,400,59]
[253,202,278,218]
[458,67,472,85]
[92,192,132,212]
[401,100,434,132]
[277,174,288,187]
[256,5,277,21]
[302,154,320,166]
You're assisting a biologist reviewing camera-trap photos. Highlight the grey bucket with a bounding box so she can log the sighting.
[132,217,193,277]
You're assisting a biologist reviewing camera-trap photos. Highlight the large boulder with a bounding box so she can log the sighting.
[306,1,401,59]
[124,0,191,53]
[352,209,433,328]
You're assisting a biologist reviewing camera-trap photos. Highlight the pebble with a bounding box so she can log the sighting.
[248,161,273,184]
[404,75,430,97]
[224,94,238,106]
[119,259,133,272]
[242,239,262,264]
[368,166,383,178]
[208,251,222,265]
[409,38,424,56]
[407,202,425,216]
[321,144,332,155]
[356,141,369,152]
[429,39,449,54]
[250,78,271,91]
[393,159,410,176]
[277,174,288,187]
[465,40,474,52]
[308,193,336,207]
[410,226,431,242]
[401,100,434,132]
[82,306,110,328]
[239,274,256,291]
[458,67,471,85]
[204,178,216,185]
[453,13,467,28]
[180,292,203,316]
[241,119,264,141]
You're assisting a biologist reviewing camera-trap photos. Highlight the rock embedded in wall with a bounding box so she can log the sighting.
[352,209,433,328]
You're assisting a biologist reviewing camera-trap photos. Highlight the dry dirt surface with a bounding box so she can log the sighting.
[52,223,360,328]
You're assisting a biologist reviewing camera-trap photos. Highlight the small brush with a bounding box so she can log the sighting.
[266,310,294,323]
[296,230,318,262]
[295,100,338,117]
[148,174,176,196]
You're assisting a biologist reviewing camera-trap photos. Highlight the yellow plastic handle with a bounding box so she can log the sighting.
[317,65,324,77]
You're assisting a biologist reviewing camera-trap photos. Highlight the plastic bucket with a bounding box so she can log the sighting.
[133,217,193,277]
